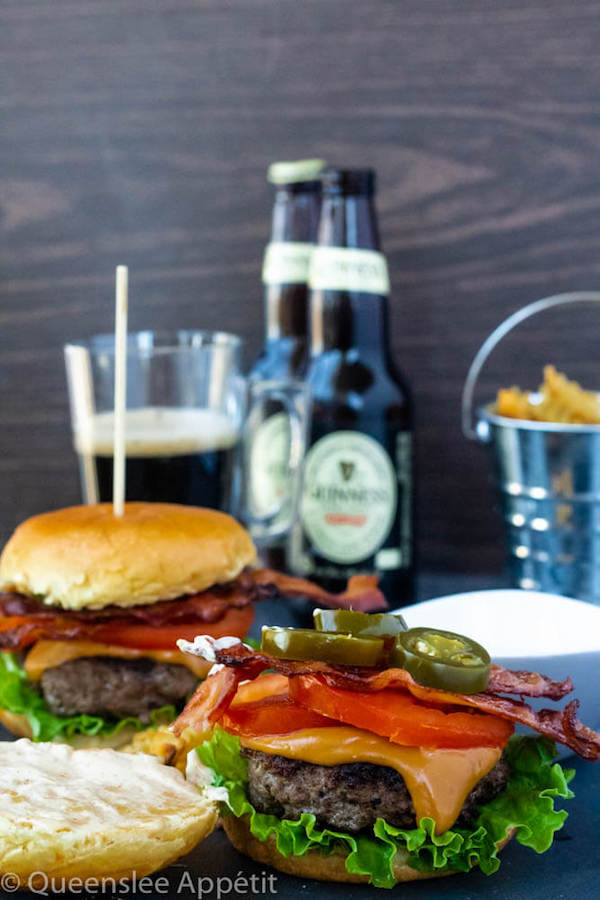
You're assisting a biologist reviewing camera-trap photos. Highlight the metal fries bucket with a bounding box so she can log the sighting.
[462,292,600,604]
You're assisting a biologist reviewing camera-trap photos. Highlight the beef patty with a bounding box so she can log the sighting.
[243,749,510,833]
[40,656,198,722]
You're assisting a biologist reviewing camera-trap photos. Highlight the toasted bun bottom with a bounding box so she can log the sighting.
[223,816,515,884]
[0,738,217,886]
[0,709,141,750]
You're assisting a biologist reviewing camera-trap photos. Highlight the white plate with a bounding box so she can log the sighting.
[392,589,600,755]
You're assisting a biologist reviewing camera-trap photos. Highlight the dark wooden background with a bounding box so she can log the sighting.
[2,0,600,573]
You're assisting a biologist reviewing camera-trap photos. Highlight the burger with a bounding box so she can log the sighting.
[173,611,600,887]
[0,502,259,748]
[0,503,385,750]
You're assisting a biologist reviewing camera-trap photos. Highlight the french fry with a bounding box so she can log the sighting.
[496,366,600,424]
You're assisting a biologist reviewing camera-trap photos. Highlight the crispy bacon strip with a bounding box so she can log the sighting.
[249,570,388,611]
[210,644,573,700]
[172,656,269,736]
[562,699,600,758]
[488,664,572,699]
[171,667,243,736]
[202,643,600,760]
[0,616,86,650]
[0,568,386,650]
[0,588,255,651]
[0,584,252,626]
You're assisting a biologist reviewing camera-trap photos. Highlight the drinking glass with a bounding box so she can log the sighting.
[64,330,309,542]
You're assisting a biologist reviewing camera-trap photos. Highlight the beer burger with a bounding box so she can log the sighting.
[0,503,385,748]
[173,612,600,887]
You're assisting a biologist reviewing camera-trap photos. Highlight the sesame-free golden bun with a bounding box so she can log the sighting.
[223,817,515,884]
[0,738,218,887]
[0,502,256,611]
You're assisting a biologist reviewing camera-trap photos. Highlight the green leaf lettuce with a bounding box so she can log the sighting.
[198,726,575,889]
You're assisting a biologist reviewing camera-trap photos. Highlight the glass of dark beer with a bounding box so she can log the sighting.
[64,330,244,510]
[64,331,310,540]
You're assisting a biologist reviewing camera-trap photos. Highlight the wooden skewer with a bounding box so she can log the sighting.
[112,265,128,517]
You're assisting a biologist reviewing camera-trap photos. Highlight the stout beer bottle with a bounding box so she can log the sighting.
[291,168,414,605]
[248,159,324,568]
[250,159,325,380]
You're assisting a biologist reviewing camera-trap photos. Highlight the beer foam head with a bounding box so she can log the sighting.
[73,407,239,456]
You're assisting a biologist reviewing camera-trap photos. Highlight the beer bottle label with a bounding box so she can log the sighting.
[262,242,313,286]
[308,247,390,295]
[249,412,291,516]
[375,431,413,570]
[301,431,397,563]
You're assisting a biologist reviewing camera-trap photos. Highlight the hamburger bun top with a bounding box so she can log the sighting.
[0,502,256,611]
[0,738,217,886]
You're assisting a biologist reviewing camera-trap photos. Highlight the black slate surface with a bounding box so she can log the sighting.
[2,574,599,899]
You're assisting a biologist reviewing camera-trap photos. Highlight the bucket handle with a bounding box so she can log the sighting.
[462,291,600,442]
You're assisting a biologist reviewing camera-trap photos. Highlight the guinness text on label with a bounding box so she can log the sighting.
[309,247,390,295]
[301,431,397,563]
[262,241,313,286]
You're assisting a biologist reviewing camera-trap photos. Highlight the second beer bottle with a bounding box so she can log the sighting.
[290,168,415,605]
[248,159,324,568]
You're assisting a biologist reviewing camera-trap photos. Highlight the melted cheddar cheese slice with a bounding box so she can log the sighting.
[240,727,502,834]
[24,639,211,682]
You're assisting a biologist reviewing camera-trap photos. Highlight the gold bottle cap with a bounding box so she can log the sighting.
[267,159,326,185]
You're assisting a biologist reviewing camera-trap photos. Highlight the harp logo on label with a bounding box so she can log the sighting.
[301,430,398,563]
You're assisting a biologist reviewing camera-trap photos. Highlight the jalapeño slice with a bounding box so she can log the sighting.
[261,627,385,667]
[391,627,491,694]
[313,608,408,638]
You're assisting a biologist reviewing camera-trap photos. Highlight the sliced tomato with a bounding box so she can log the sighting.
[289,675,514,749]
[0,616,32,632]
[231,673,289,707]
[92,604,255,650]
[223,690,336,737]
